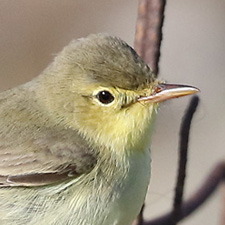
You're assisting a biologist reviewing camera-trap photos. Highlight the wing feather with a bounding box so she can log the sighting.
[0,87,96,187]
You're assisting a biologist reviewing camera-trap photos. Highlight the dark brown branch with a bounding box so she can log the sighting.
[141,96,225,224]
[137,95,225,224]
[134,0,166,75]
[172,96,199,224]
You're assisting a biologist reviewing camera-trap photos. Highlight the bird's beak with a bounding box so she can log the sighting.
[137,83,199,103]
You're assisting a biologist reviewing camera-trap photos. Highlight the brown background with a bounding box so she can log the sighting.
[0,0,225,224]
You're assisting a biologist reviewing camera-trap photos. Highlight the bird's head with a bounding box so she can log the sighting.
[37,33,198,154]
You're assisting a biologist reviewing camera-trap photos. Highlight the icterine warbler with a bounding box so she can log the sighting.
[0,33,198,225]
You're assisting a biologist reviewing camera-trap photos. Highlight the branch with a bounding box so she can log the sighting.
[172,96,199,224]
[134,0,166,75]
[141,96,225,225]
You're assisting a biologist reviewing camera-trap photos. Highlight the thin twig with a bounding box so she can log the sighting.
[172,96,199,224]
[142,96,225,224]
[134,0,166,75]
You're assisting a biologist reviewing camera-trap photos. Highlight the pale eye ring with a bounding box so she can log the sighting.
[96,90,114,104]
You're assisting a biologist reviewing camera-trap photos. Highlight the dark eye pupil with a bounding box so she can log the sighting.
[97,91,114,104]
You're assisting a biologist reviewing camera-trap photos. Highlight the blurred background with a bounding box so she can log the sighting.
[0,0,224,224]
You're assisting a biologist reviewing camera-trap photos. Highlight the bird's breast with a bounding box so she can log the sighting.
[99,147,151,225]
[64,147,151,225]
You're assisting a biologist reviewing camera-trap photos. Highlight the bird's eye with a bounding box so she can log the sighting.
[96,91,114,104]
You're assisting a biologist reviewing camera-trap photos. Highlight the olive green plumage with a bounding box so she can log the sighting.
[0,33,198,225]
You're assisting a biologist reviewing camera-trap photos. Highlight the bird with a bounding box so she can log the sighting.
[0,33,198,225]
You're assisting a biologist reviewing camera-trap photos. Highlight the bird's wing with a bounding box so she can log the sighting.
[0,88,96,187]
[0,127,96,187]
